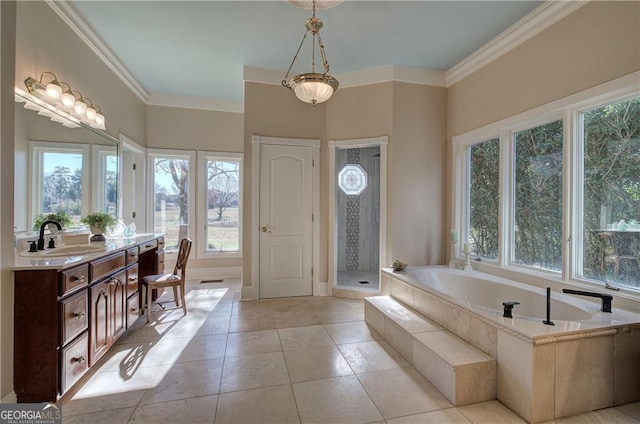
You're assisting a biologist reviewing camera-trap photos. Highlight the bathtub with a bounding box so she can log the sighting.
[380,266,640,423]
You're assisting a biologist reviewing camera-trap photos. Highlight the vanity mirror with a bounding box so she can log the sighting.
[14,88,119,232]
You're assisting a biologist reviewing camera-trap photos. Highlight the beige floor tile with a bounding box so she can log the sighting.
[140,358,224,404]
[72,366,159,398]
[315,308,364,324]
[293,375,383,424]
[129,394,217,423]
[279,325,335,350]
[275,311,323,328]
[117,319,180,343]
[62,407,135,424]
[62,390,146,417]
[225,329,282,357]
[215,384,300,424]
[387,408,472,424]
[617,402,640,420]
[229,311,278,332]
[324,321,382,344]
[167,333,227,363]
[94,340,167,373]
[357,367,452,419]
[458,400,526,423]
[220,351,290,393]
[284,345,353,383]
[554,408,640,423]
[194,315,230,335]
[338,340,409,374]
[209,302,233,317]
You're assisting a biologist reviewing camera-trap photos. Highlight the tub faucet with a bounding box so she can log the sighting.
[502,301,520,318]
[37,220,62,250]
[562,289,612,313]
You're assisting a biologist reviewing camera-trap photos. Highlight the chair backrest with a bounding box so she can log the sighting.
[598,232,617,256]
[173,238,193,277]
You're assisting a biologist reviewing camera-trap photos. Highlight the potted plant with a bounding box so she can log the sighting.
[81,212,116,242]
[33,211,73,231]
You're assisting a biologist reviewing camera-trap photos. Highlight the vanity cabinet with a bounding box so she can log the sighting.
[13,235,163,403]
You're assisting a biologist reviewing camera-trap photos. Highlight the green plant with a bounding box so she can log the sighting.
[33,211,72,230]
[81,212,116,233]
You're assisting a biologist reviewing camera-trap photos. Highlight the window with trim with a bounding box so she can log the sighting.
[469,138,500,260]
[197,152,242,257]
[455,82,639,291]
[30,142,118,229]
[148,150,195,254]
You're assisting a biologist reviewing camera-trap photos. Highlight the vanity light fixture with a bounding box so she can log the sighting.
[282,0,339,105]
[24,72,106,130]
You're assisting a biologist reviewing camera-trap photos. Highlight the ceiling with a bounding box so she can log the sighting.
[66,0,543,110]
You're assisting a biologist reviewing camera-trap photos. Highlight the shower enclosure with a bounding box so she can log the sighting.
[335,145,381,290]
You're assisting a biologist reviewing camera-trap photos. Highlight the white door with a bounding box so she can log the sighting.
[259,144,313,298]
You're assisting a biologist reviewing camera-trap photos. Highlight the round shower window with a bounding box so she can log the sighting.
[338,164,367,195]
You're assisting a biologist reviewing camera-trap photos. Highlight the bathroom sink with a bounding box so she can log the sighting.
[19,243,107,258]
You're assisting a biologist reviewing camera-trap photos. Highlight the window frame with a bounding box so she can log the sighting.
[452,72,640,298]
[29,141,90,227]
[91,144,119,216]
[147,148,196,257]
[196,151,243,259]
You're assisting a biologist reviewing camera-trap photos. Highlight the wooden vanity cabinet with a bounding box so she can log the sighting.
[13,236,163,403]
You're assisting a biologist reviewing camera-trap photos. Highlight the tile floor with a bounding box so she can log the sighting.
[62,278,640,424]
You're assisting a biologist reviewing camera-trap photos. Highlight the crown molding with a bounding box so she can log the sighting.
[47,0,149,103]
[147,93,244,114]
[446,0,589,86]
[244,65,446,89]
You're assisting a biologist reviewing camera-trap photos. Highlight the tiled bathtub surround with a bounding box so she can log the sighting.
[381,268,640,423]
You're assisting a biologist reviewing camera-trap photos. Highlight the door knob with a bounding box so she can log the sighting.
[261,226,271,233]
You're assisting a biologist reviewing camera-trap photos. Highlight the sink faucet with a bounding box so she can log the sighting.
[37,220,62,250]
[562,289,613,313]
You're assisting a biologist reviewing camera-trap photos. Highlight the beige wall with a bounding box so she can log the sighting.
[146,105,244,270]
[447,1,640,138]
[1,0,17,401]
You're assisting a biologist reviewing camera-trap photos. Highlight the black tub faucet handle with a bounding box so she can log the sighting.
[502,301,520,318]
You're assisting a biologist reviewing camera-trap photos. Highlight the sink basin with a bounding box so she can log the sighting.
[19,243,107,258]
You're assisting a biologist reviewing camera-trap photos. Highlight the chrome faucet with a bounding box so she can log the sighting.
[37,220,62,250]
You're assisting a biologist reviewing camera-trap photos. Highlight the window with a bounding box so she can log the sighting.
[469,138,500,260]
[197,152,242,257]
[580,96,640,288]
[454,74,639,291]
[148,150,195,254]
[31,142,89,227]
[513,120,563,271]
[92,145,118,216]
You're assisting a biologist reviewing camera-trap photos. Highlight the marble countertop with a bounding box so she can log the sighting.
[12,233,164,271]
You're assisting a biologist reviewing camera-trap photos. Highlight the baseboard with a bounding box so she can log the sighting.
[188,266,241,280]
[314,280,328,296]
[1,391,17,403]
[241,285,253,300]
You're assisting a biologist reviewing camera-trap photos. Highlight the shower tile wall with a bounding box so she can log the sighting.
[336,146,380,274]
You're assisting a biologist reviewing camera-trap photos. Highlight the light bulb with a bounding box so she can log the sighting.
[86,105,97,121]
[61,92,75,108]
[45,82,62,100]
[74,99,87,116]
[95,112,105,129]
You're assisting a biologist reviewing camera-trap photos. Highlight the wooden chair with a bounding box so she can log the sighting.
[142,238,192,323]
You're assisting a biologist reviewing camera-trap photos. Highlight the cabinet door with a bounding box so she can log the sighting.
[90,280,110,366]
[126,264,139,299]
[110,271,127,344]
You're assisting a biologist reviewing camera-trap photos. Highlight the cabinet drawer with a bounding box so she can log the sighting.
[60,290,88,346]
[90,252,126,283]
[126,247,139,265]
[157,237,165,251]
[60,332,89,394]
[60,264,89,297]
[126,264,139,298]
[139,239,158,254]
[156,250,165,274]
[127,293,140,329]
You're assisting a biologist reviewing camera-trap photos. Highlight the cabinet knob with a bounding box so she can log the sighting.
[130,307,138,312]
[73,311,85,319]
[71,356,85,364]
[70,275,86,283]
[129,277,137,282]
